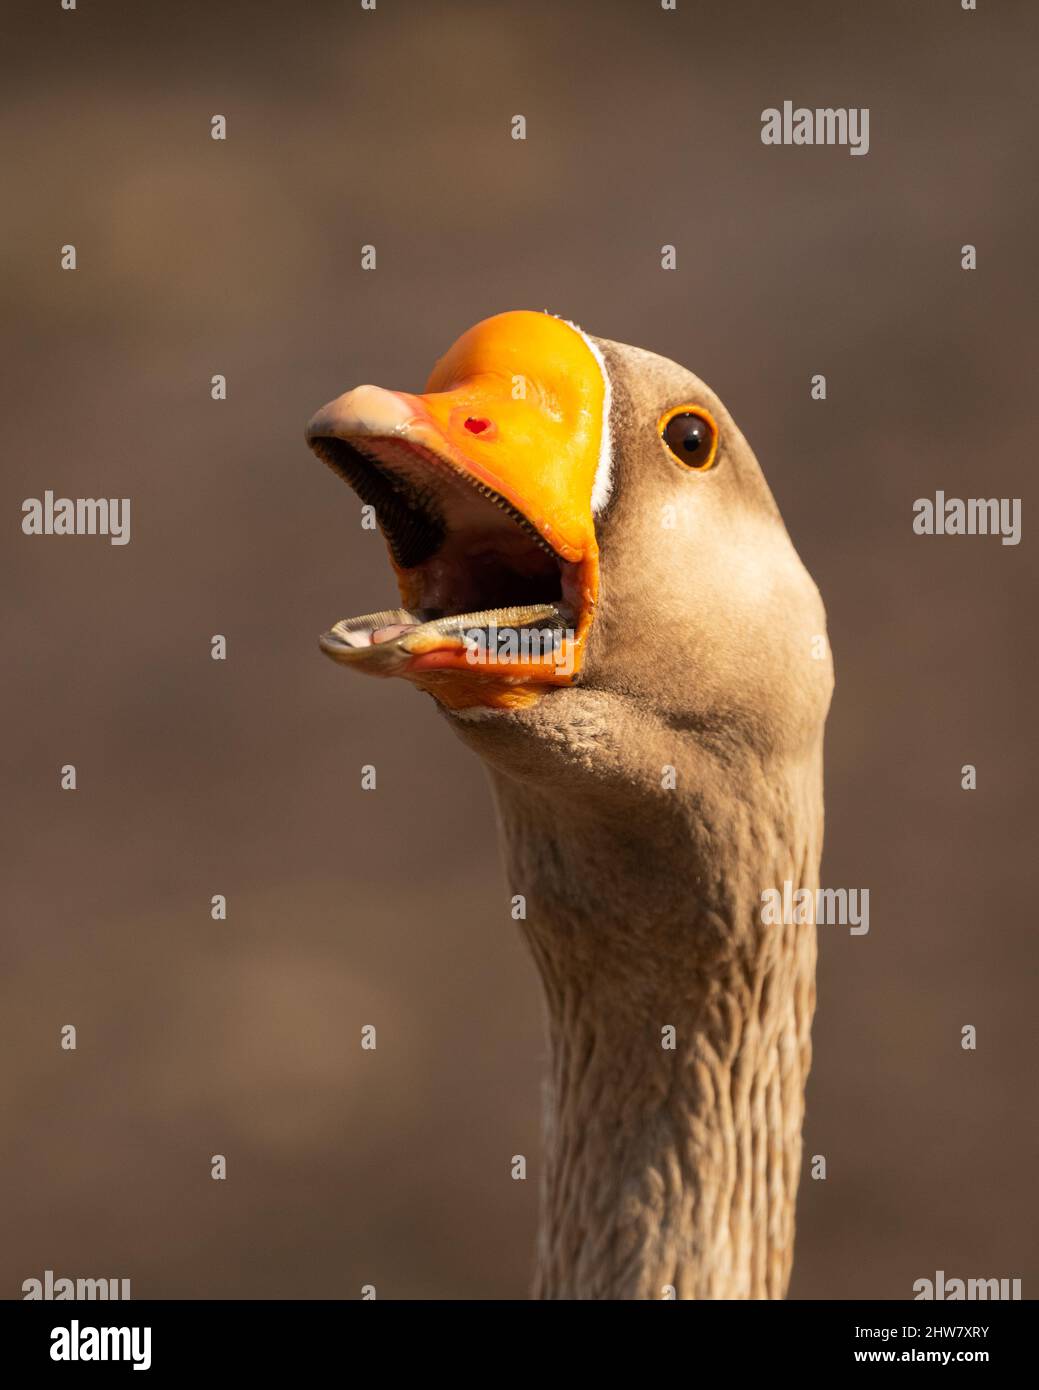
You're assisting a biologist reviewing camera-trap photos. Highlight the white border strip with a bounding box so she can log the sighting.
[553,315,614,515]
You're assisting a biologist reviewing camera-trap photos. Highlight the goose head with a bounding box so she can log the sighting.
[306,310,832,785]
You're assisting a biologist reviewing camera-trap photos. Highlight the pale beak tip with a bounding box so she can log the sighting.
[306,384,418,448]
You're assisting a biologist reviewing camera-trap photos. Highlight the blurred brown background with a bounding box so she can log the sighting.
[2,0,1036,1299]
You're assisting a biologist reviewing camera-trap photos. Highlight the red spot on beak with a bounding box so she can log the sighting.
[464,416,492,435]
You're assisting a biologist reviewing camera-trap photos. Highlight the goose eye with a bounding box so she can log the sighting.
[661,409,718,470]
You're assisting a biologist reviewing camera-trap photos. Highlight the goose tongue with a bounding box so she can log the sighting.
[371,622,417,644]
[319,603,567,675]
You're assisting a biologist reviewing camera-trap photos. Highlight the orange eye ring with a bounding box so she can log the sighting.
[658,404,719,471]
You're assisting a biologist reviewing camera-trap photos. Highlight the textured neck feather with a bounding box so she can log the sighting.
[488,730,824,1300]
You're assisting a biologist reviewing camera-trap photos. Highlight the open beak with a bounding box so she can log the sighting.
[305,311,607,710]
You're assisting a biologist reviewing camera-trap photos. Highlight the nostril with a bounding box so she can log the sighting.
[464,416,492,435]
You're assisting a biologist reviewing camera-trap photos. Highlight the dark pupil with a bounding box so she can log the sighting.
[666,414,706,457]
